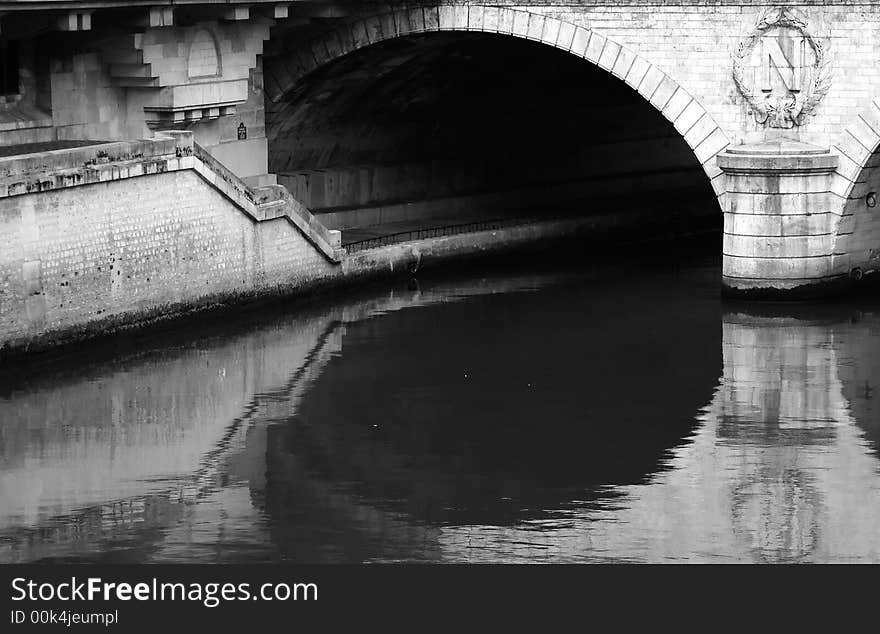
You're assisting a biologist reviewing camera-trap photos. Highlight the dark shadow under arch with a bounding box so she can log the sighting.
[263,30,723,242]
[263,5,730,204]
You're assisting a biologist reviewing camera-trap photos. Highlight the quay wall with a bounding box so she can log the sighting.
[0,144,713,357]
[0,166,336,355]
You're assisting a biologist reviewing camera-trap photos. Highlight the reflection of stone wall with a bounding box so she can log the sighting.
[718,315,833,560]
[719,313,848,436]
[718,310,880,562]
[0,315,329,535]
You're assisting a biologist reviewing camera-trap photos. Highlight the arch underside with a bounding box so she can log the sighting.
[263,5,730,207]
[832,101,880,275]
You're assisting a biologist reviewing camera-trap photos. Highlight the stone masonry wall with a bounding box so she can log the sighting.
[1,18,272,183]
[374,1,878,153]
[0,168,336,351]
[0,146,644,355]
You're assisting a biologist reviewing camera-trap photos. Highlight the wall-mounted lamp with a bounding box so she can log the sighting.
[867,192,877,208]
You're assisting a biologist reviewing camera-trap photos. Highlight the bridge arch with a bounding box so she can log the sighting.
[829,102,880,276]
[263,5,730,207]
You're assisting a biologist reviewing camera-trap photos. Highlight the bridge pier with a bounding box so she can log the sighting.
[718,140,842,298]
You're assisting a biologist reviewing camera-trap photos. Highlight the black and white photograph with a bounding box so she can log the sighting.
[0,0,878,624]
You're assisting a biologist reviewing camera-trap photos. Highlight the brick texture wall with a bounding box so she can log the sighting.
[0,169,336,350]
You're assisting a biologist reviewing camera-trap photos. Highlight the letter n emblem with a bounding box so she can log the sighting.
[761,33,805,93]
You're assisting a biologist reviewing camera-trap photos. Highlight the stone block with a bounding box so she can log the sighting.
[832,150,862,183]
[498,9,515,34]
[647,75,676,109]
[674,100,707,135]
[834,132,871,168]
[710,172,726,198]
[599,43,624,76]
[662,87,692,123]
[684,114,717,149]
[722,253,834,280]
[611,47,636,79]
[362,16,382,44]
[783,213,839,236]
[541,18,561,46]
[556,21,576,50]
[424,6,440,32]
[695,128,730,165]
[453,5,469,30]
[723,233,835,259]
[830,172,854,199]
[625,57,651,89]
[578,29,599,60]
[847,117,880,154]
[525,13,543,40]
[438,6,455,31]
[512,11,530,37]
[637,66,665,100]
[859,101,880,140]
[408,7,427,33]
[725,212,781,236]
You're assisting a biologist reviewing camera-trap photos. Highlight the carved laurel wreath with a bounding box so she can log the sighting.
[732,7,833,126]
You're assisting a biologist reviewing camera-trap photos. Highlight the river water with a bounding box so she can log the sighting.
[2,246,880,563]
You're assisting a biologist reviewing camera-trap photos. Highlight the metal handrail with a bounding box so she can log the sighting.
[343,216,543,253]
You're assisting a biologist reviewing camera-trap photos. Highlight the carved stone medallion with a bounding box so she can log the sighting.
[732,7,833,128]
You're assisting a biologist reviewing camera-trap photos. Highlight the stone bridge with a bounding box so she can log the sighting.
[3,0,880,350]
[260,1,880,296]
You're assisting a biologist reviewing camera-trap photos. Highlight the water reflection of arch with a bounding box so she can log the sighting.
[8,275,879,562]
[432,303,880,562]
[258,268,721,555]
[0,271,585,562]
